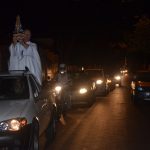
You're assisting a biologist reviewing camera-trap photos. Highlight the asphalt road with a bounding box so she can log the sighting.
[41,87,150,150]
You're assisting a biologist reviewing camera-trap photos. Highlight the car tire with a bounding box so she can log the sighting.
[29,122,39,150]
[87,94,95,107]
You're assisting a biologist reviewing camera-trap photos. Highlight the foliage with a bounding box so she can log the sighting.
[128,16,150,53]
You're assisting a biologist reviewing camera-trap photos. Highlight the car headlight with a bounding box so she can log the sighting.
[96,80,103,84]
[55,86,62,94]
[79,88,87,94]
[114,76,121,81]
[107,79,112,83]
[0,118,27,131]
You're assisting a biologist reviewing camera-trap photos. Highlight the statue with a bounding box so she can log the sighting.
[13,15,24,34]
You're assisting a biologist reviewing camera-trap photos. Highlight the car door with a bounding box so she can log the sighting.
[29,76,52,135]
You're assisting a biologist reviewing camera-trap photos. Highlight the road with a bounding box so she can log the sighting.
[41,87,150,150]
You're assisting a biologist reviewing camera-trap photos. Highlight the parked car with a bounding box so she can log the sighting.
[0,70,57,149]
[69,71,96,107]
[84,69,109,96]
[131,71,150,103]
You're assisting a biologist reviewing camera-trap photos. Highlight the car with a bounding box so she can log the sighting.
[131,71,150,103]
[106,75,115,91]
[84,69,109,96]
[69,71,96,107]
[0,70,57,149]
[114,74,122,87]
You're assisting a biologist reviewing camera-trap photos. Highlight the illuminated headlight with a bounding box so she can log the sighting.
[79,88,87,94]
[107,79,112,83]
[0,118,27,131]
[115,76,121,81]
[55,86,62,94]
[96,80,103,84]
[60,71,65,74]
[115,83,120,87]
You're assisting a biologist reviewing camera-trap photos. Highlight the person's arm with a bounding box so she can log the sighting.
[12,34,18,46]
[9,34,18,56]
[17,33,29,49]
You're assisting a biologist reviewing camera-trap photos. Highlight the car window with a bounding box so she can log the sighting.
[0,76,29,100]
[71,72,90,81]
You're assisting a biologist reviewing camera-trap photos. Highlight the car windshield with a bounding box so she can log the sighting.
[71,72,90,81]
[0,76,29,100]
[135,72,150,82]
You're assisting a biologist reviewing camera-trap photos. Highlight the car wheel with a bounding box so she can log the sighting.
[29,122,39,150]
[87,94,95,107]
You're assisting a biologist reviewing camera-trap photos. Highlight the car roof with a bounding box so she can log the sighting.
[0,70,32,77]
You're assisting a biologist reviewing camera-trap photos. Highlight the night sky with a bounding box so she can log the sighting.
[0,0,148,36]
[0,0,149,71]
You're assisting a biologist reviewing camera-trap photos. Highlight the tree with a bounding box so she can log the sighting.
[124,15,150,70]
[129,16,150,53]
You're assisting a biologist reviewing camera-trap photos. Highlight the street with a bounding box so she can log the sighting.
[41,87,150,150]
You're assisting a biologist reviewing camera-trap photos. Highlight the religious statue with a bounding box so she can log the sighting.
[13,15,24,34]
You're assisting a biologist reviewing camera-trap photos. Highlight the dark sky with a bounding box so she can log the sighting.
[0,0,148,37]
[0,0,149,70]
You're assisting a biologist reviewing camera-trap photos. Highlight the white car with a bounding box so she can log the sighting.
[0,70,57,149]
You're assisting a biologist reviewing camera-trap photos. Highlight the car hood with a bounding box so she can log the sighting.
[0,100,28,122]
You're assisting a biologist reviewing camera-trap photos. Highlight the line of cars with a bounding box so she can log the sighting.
[54,68,119,109]
[0,69,100,149]
[0,68,122,149]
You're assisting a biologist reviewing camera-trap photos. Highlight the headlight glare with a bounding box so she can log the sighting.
[79,88,87,94]
[55,86,62,93]
[10,120,20,131]
[107,79,112,83]
[115,76,121,81]
[0,118,27,131]
[96,80,103,84]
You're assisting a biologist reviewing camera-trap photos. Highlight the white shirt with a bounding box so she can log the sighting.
[8,41,42,85]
